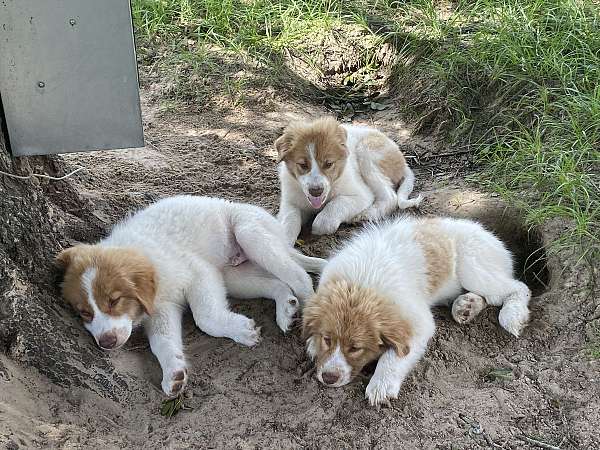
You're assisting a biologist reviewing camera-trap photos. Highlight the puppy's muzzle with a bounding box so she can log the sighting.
[98,332,118,350]
[321,371,340,385]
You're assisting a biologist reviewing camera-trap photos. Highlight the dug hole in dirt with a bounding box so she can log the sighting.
[1,89,599,449]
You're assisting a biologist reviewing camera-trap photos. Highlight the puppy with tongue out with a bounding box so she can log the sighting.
[275,117,421,245]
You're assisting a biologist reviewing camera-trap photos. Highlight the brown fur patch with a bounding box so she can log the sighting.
[358,131,406,185]
[275,117,348,184]
[303,279,412,378]
[57,245,157,322]
[414,220,455,294]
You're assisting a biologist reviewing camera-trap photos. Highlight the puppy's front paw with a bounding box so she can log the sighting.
[162,365,188,398]
[230,316,262,347]
[312,214,340,236]
[275,297,299,333]
[365,375,401,408]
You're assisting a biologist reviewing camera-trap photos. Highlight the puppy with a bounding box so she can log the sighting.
[57,195,326,397]
[302,216,531,407]
[275,117,422,244]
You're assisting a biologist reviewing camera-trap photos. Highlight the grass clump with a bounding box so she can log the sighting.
[385,0,599,261]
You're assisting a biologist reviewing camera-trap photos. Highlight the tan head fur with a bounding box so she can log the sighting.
[303,279,412,386]
[56,245,157,349]
[275,117,348,192]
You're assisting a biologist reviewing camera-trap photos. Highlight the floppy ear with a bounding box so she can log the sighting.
[55,244,91,269]
[131,266,157,316]
[301,300,321,339]
[379,311,412,357]
[275,133,292,162]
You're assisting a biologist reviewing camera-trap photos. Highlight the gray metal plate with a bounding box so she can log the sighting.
[0,0,144,156]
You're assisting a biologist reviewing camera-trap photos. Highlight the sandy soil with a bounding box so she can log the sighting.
[1,89,599,450]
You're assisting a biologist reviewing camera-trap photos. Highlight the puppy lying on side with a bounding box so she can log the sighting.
[276,117,422,244]
[303,216,531,407]
[57,195,325,397]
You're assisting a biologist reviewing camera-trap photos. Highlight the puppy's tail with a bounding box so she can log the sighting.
[397,165,423,209]
[291,251,327,274]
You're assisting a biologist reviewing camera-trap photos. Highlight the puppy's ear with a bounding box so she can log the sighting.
[301,299,320,339]
[275,133,292,162]
[379,311,412,357]
[131,266,157,316]
[55,244,91,269]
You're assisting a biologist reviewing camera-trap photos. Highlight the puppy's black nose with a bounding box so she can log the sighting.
[321,372,340,385]
[98,333,117,350]
[308,186,324,197]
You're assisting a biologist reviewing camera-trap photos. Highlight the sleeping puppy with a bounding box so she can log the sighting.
[275,117,422,244]
[57,195,326,397]
[302,216,531,407]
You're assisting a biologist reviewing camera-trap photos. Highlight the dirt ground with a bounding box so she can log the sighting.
[1,88,599,450]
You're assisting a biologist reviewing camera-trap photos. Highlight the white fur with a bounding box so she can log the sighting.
[87,195,326,396]
[278,123,421,244]
[317,216,531,407]
[82,268,132,349]
[317,345,353,387]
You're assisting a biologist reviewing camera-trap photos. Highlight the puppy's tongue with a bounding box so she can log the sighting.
[308,195,324,209]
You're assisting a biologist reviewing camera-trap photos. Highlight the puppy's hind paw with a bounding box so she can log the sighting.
[452,293,487,324]
[398,194,423,210]
[276,297,299,333]
[230,316,262,347]
[498,301,529,337]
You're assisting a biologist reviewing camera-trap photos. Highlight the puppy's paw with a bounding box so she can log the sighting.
[498,301,529,337]
[365,375,401,409]
[451,293,487,324]
[398,194,423,210]
[275,297,299,333]
[312,214,340,236]
[161,365,188,398]
[230,316,262,347]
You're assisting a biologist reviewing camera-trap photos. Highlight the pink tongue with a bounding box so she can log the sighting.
[308,195,324,209]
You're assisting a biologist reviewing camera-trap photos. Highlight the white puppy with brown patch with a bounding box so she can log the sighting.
[275,117,422,244]
[57,196,325,397]
[303,216,531,407]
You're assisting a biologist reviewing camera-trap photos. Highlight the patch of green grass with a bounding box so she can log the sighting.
[380,0,600,261]
[132,0,599,263]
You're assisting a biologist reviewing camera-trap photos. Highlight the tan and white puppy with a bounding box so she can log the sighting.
[303,216,531,407]
[275,117,421,244]
[57,195,326,397]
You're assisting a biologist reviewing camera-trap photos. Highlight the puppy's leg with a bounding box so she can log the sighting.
[188,264,261,346]
[462,274,531,337]
[233,223,314,301]
[365,326,434,408]
[312,194,371,235]
[451,292,487,324]
[145,302,188,397]
[277,204,304,246]
[353,158,400,222]
[457,234,531,337]
[224,263,299,332]
[396,166,423,209]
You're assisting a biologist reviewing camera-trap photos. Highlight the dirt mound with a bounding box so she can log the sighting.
[1,94,598,449]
